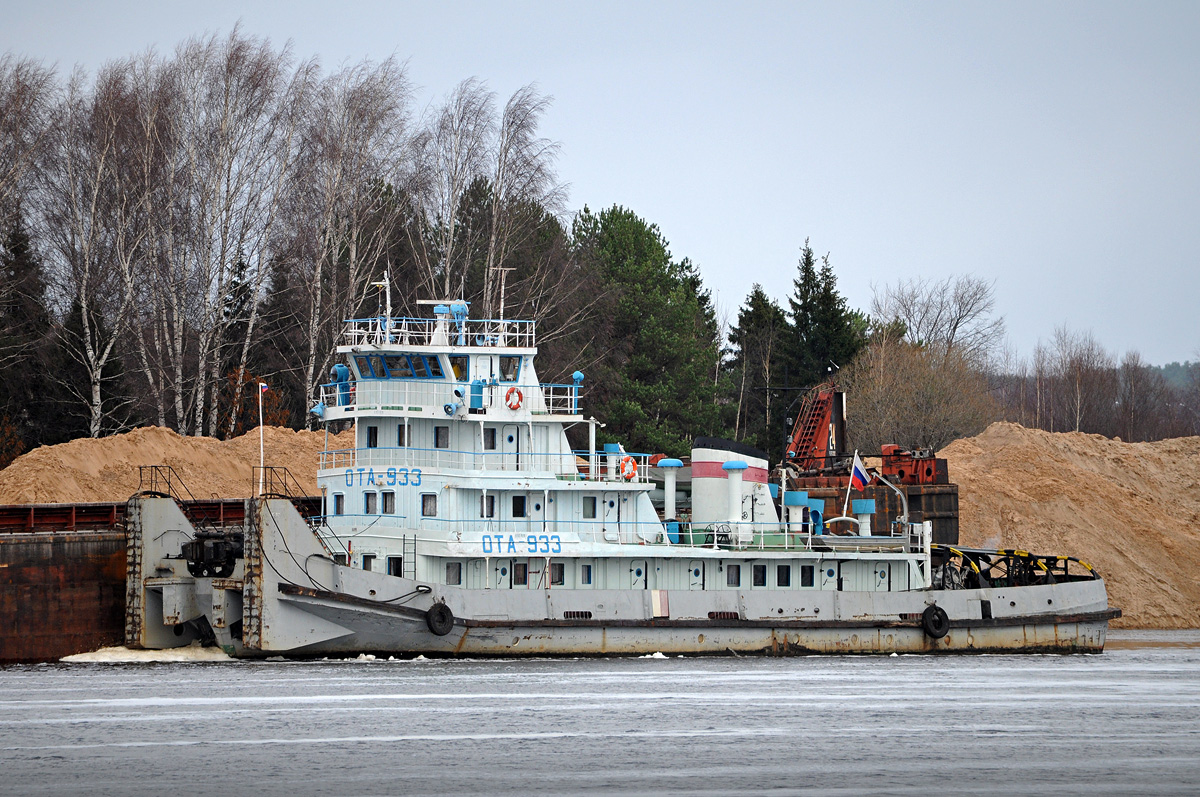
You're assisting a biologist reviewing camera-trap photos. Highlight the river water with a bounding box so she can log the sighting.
[2,631,1198,796]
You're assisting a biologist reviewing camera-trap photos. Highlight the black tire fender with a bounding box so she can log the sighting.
[922,604,950,639]
[425,603,454,636]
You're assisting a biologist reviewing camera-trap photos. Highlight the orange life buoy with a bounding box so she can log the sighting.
[620,455,637,480]
[505,386,523,410]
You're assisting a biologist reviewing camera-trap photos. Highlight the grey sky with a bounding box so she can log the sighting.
[5,1,1198,365]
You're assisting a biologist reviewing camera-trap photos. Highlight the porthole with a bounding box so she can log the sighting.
[608,500,615,508]
[507,435,515,443]
[693,568,701,577]
[826,568,835,578]
[500,567,508,576]
[635,568,643,577]
[534,503,541,511]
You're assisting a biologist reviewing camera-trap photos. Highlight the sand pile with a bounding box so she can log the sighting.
[941,422,1200,629]
[0,425,353,504]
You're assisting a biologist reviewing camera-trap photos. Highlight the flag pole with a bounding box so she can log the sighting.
[258,382,265,496]
[842,449,857,517]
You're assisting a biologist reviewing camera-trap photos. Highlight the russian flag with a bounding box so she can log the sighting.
[259,382,269,393]
[850,452,870,490]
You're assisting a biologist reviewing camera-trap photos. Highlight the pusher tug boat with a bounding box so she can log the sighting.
[124,299,1119,657]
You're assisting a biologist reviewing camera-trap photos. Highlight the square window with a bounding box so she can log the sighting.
[801,565,815,588]
[366,425,378,448]
[445,561,462,585]
[435,426,449,449]
[411,357,429,378]
[550,562,565,586]
[382,491,395,514]
[354,356,373,377]
[513,562,528,586]
[581,564,593,585]
[582,496,597,519]
[449,355,469,381]
[368,355,386,378]
[498,355,520,381]
[422,494,437,517]
[512,495,527,518]
[397,424,407,447]
[361,554,375,572]
[364,492,377,514]
[333,553,347,565]
[777,565,791,587]
[483,427,497,450]
[726,564,741,587]
[480,494,495,518]
[425,357,444,378]
[387,556,403,577]
[753,564,766,587]
[333,494,345,516]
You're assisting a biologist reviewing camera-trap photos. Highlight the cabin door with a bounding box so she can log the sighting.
[872,562,891,592]
[819,562,837,590]
[630,559,648,590]
[602,492,620,542]
[493,559,512,589]
[466,559,486,589]
[502,425,520,471]
[689,560,705,590]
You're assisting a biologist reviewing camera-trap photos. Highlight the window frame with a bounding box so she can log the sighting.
[364,491,377,515]
[726,564,741,587]
[777,564,791,588]
[421,493,438,517]
[800,564,815,588]
[513,562,528,586]
[381,491,395,514]
[480,494,495,518]
[434,426,450,449]
[582,496,597,519]
[366,425,378,448]
[753,563,767,587]
[550,561,565,586]
[445,561,462,586]
[512,494,527,518]
[333,493,345,516]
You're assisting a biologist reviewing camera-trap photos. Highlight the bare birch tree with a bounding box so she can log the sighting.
[0,55,55,230]
[871,274,1005,365]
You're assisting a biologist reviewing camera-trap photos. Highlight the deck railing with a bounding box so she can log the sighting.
[317,379,581,415]
[319,446,654,483]
[341,317,535,349]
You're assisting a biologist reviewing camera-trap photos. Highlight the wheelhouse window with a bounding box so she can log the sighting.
[366,425,378,448]
[726,564,741,587]
[753,564,767,587]
[550,562,565,586]
[449,355,469,381]
[483,427,497,450]
[582,496,597,519]
[512,495,527,518]
[801,564,815,588]
[364,492,377,514]
[434,426,449,449]
[777,565,791,587]
[425,356,444,378]
[480,494,495,518]
[354,355,375,378]
[333,493,345,516]
[361,554,375,572]
[368,355,386,378]
[513,562,528,586]
[384,354,413,378]
[498,355,520,382]
[381,491,395,514]
[422,494,437,517]
[411,356,429,378]
[445,561,462,586]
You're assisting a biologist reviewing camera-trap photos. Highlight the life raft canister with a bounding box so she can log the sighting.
[620,455,637,480]
[505,386,523,410]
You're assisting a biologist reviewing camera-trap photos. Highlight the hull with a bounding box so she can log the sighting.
[125,496,1117,658]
